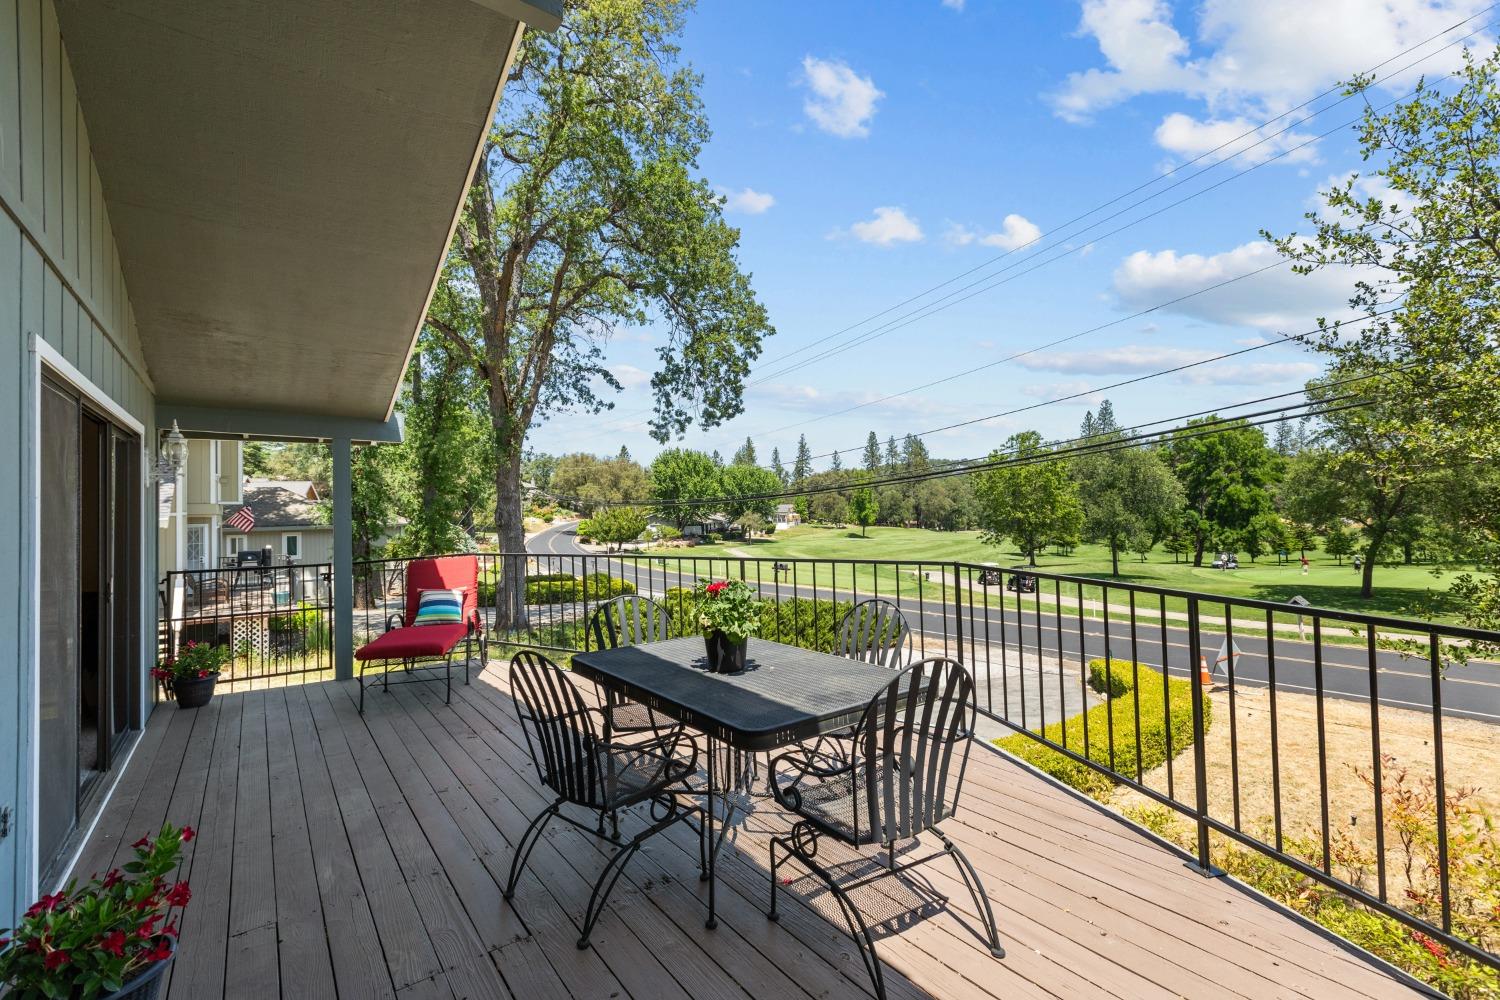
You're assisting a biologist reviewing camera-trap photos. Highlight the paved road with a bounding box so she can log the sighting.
[527,523,1500,724]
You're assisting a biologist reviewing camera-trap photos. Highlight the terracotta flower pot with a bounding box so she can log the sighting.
[172,673,219,709]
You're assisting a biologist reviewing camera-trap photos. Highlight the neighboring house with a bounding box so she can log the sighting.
[222,481,331,565]
[773,503,802,531]
[157,438,245,572]
[0,0,554,919]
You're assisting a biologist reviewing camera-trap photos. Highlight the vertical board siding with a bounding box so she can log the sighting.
[0,0,154,924]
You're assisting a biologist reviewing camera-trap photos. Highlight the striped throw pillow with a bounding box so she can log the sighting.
[412,588,465,626]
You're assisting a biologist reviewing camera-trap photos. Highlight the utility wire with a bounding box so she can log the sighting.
[576,13,1493,444]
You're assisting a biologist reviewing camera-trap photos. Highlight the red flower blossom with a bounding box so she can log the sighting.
[181,826,195,843]
[142,940,173,964]
[165,882,192,908]
[99,930,127,957]
[43,950,70,971]
[25,892,67,917]
[137,914,161,939]
[197,669,211,678]
[706,580,729,597]
[131,835,152,850]
[163,920,180,939]
[184,640,197,649]
[102,869,123,889]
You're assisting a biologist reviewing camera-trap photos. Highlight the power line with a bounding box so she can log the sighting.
[776,304,1400,468]
[544,371,1404,510]
[577,13,1492,445]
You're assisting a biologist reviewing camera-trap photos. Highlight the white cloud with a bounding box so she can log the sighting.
[942,0,966,9]
[720,186,776,214]
[1306,170,1417,215]
[838,206,924,247]
[1015,345,1318,385]
[1154,112,1319,166]
[799,56,884,138]
[1111,239,1361,331]
[945,213,1042,251]
[750,382,960,419]
[609,364,652,389]
[1050,0,1492,135]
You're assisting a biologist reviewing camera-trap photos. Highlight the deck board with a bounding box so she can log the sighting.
[72,669,1434,1000]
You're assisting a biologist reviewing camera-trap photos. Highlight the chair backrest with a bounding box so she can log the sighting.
[404,556,479,627]
[508,650,604,807]
[852,656,975,845]
[590,595,670,650]
[837,598,912,668]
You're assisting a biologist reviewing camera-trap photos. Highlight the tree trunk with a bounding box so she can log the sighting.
[1360,547,1376,598]
[494,444,529,631]
[1110,541,1119,577]
[1192,537,1205,567]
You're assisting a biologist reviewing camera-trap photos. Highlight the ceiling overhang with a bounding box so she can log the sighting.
[56,0,554,422]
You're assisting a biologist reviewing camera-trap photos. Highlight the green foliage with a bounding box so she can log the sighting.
[650,448,720,528]
[0,824,193,999]
[551,453,650,515]
[1325,525,1356,564]
[792,434,813,484]
[588,506,649,551]
[996,662,1209,800]
[1087,657,1136,698]
[1167,417,1280,567]
[664,587,852,653]
[731,437,757,467]
[716,463,782,520]
[478,572,637,607]
[692,579,762,642]
[973,431,1083,565]
[1074,440,1183,576]
[268,602,330,652]
[848,486,878,537]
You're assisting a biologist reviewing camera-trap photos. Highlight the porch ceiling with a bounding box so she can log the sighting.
[55,0,552,421]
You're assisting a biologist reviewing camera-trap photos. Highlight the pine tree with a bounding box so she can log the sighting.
[617,444,632,462]
[862,432,881,472]
[731,436,757,466]
[792,435,813,483]
[1094,399,1118,435]
[885,435,900,472]
[901,434,929,470]
[770,447,787,484]
[711,449,724,466]
[830,450,843,471]
[1079,411,1096,440]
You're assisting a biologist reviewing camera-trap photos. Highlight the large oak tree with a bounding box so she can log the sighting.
[427,0,772,627]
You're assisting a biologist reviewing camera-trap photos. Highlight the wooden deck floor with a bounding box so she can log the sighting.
[73,666,1432,1000]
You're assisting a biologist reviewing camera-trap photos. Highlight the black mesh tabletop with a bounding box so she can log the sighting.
[572,637,898,751]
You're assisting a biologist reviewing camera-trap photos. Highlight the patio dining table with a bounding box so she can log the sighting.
[570,635,902,929]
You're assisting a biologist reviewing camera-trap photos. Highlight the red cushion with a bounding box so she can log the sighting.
[355,623,470,660]
[404,556,480,628]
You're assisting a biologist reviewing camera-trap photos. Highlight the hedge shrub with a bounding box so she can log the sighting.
[1088,657,1137,698]
[663,587,853,653]
[477,572,635,606]
[997,658,1210,800]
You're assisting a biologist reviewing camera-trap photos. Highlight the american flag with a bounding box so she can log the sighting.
[226,506,256,533]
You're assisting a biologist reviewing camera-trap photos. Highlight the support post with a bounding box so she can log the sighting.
[333,437,354,681]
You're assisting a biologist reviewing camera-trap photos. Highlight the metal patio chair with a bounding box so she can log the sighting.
[766,656,1004,1000]
[587,595,682,738]
[504,650,704,948]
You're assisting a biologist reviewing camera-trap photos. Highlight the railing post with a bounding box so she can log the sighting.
[1186,597,1222,876]
[952,562,964,664]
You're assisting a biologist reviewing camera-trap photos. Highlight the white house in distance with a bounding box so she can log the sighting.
[774,503,802,531]
[157,437,245,572]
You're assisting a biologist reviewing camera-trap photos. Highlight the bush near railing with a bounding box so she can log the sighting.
[664,587,853,653]
[477,572,637,606]
[996,658,1209,800]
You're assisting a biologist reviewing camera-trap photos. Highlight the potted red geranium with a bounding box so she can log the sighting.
[694,579,761,673]
[0,823,195,999]
[152,640,230,709]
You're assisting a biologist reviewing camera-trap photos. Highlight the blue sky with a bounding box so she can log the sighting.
[527,0,1491,470]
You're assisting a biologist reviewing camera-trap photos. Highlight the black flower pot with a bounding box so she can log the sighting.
[172,673,219,709]
[103,936,175,1000]
[708,633,748,674]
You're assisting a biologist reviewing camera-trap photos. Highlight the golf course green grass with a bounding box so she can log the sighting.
[660,524,1479,623]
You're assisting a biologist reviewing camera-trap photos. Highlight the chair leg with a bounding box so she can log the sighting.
[358,658,366,714]
[771,833,886,1000]
[464,634,472,685]
[578,797,694,949]
[767,837,781,922]
[942,833,1006,959]
[445,651,453,704]
[504,799,561,903]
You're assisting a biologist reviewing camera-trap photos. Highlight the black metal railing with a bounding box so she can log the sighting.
[158,562,334,686]
[160,547,1500,969]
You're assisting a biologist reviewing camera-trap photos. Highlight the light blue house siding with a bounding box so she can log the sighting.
[0,0,156,924]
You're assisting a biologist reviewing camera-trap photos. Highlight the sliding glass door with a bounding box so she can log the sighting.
[36,373,142,883]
